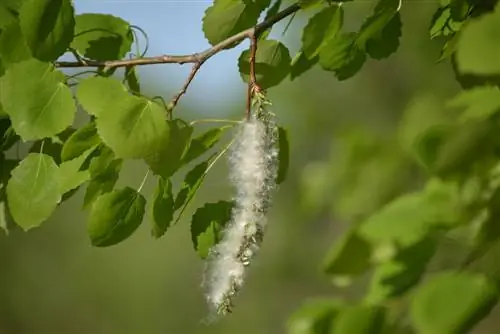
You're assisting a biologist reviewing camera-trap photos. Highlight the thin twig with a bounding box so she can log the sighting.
[56,3,301,114]
[170,58,204,109]
[55,3,300,70]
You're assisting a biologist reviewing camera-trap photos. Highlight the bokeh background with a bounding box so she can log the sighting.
[0,1,481,333]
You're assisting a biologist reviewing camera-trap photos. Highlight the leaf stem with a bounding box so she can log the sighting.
[138,169,150,193]
[173,137,237,224]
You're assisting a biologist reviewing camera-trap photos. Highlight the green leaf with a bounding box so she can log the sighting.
[145,119,193,179]
[398,93,454,169]
[202,0,264,47]
[356,0,401,59]
[322,229,372,281]
[429,7,463,39]
[0,118,19,151]
[83,146,122,209]
[58,146,96,195]
[238,39,291,89]
[301,5,343,58]
[0,59,75,141]
[456,7,500,75]
[298,0,323,10]
[0,201,8,235]
[364,13,401,59]
[150,177,174,238]
[87,187,146,247]
[0,21,31,67]
[410,272,498,334]
[451,54,500,89]
[125,66,141,94]
[19,0,75,61]
[28,128,75,165]
[174,155,214,213]
[191,200,233,259]
[318,33,366,81]
[450,0,470,21]
[365,237,437,304]
[447,86,500,122]
[0,3,18,30]
[433,121,492,175]
[358,181,461,250]
[290,51,318,80]
[76,76,128,118]
[61,121,102,162]
[181,127,227,165]
[277,126,289,184]
[71,13,133,61]
[259,0,282,41]
[333,305,386,334]
[77,76,170,160]
[6,153,61,230]
[287,299,344,334]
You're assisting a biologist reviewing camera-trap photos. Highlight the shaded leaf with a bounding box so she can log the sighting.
[58,146,96,195]
[259,0,282,41]
[83,145,122,209]
[61,121,102,162]
[125,66,140,94]
[29,128,75,165]
[410,272,498,334]
[19,0,74,61]
[6,153,61,230]
[71,13,133,61]
[181,126,227,165]
[150,177,174,238]
[238,39,291,89]
[0,59,75,141]
[277,126,289,184]
[174,155,215,213]
[191,200,233,259]
[0,21,31,67]
[366,237,437,304]
[356,0,401,59]
[290,51,318,80]
[429,6,462,39]
[322,229,372,281]
[0,118,19,151]
[333,305,386,334]
[447,86,500,122]
[301,5,343,58]
[319,33,366,81]
[365,13,401,59]
[87,187,146,247]
[287,298,344,334]
[145,119,193,179]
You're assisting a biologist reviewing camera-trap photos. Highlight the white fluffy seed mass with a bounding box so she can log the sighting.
[203,115,278,315]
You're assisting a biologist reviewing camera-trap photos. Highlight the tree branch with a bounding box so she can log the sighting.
[56,2,301,113]
[55,3,301,70]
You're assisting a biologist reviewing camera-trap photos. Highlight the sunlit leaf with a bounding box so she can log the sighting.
[6,153,61,230]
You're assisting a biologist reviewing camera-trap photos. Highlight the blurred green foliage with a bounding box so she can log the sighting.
[2,0,500,333]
